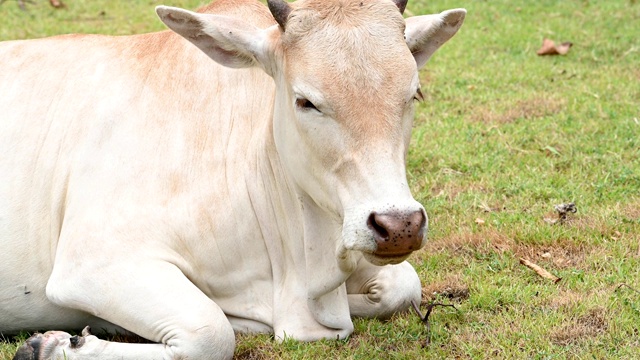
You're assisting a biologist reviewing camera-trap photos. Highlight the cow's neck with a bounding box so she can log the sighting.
[245,126,354,337]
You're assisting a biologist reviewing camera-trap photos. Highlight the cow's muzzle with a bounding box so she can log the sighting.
[367,209,426,257]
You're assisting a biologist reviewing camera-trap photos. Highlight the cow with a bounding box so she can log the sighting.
[0,0,465,358]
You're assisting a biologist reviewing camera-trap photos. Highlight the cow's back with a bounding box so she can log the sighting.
[0,0,276,332]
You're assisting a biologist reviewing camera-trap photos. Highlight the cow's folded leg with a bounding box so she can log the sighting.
[12,329,165,360]
[346,260,421,319]
[29,259,236,360]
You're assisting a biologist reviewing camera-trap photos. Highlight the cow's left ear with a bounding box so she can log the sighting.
[405,9,466,69]
[156,6,277,73]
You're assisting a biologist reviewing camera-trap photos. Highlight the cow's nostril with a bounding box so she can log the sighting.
[367,212,389,241]
[368,209,426,257]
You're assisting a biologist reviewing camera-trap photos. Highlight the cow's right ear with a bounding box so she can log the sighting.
[404,8,466,69]
[156,6,277,73]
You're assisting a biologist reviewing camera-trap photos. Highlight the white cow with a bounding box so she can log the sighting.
[0,0,464,358]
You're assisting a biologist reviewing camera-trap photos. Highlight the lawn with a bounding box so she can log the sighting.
[1,0,639,359]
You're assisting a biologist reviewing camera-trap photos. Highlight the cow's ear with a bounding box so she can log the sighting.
[404,9,466,69]
[156,6,276,72]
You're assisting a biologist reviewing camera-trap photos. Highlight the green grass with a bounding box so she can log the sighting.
[2,0,639,358]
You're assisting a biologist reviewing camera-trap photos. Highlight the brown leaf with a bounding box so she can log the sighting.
[50,0,65,8]
[537,38,573,56]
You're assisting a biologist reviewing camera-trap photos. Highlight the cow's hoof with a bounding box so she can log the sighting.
[13,331,73,360]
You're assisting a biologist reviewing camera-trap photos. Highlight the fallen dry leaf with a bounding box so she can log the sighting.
[520,258,562,283]
[50,0,65,8]
[537,38,573,56]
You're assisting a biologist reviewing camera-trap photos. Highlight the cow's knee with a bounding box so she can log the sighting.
[347,261,421,319]
[166,318,236,360]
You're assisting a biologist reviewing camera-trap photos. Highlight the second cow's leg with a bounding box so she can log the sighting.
[15,258,235,360]
[346,260,422,319]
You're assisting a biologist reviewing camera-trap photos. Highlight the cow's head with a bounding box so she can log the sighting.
[157,0,465,266]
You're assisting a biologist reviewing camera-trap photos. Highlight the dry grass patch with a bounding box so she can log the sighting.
[425,229,593,272]
[518,243,590,269]
[621,200,640,221]
[470,97,565,124]
[421,274,470,304]
[550,307,609,346]
[546,289,587,310]
[545,288,610,311]
[446,312,531,357]
[560,214,611,233]
[424,229,514,256]
[234,337,278,360]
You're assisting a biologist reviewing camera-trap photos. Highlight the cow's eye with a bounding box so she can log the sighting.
[296,98,319,112]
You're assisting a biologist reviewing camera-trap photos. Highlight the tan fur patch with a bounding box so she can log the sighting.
[282,0,415,143]
[198,0,275,28]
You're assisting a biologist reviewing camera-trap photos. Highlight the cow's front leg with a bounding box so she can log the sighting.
[346,260,421,319]
[15,258,235,360]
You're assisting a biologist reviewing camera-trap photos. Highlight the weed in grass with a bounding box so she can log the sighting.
[0,333,27,360]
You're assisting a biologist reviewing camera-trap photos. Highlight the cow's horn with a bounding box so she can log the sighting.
[267,0,292,30]
[392,0,408,14]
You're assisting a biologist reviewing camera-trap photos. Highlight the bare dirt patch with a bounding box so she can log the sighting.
[470,97,565,124]
[550,307,608,346]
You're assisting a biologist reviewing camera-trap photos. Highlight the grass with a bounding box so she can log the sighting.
[1,0,639,358]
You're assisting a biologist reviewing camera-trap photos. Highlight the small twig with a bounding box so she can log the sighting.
[615,283,640,295]
[411,299,459,347]
[519,258,562,283]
